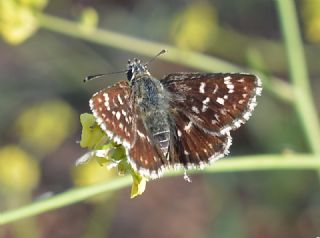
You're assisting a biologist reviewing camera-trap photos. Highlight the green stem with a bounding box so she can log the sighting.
[0,176,131,225]
[1,154,319,225]
[36,13,293,103]
[275,0,320,154]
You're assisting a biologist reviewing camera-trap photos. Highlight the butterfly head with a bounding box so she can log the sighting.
[127,58,150,83]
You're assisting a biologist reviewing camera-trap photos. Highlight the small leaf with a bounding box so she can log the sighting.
[130,171,147,199]
[80,113,108,149]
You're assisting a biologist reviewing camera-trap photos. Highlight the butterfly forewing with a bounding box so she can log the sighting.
[90,80,134,148]
[162,73,262,135]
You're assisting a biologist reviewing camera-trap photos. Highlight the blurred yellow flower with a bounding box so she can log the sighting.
[73,156,146,199]
[0,0,48,45]
[171,2,218,51]
[0,145,40,191]
[72,158,117,203]
[302,0,320,42]
[72,159,115,187]
[15,100,77,155]
[79,7,99,33]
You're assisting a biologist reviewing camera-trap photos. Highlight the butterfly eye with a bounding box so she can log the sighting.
[127,68,133,81]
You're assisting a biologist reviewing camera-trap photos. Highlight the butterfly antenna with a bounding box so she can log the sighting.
[84,50,166,82]
[145,49,167,66]
[84,70,127,83]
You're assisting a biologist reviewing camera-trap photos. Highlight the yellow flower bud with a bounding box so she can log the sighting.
[15,100,77,155]
[0,145,40,191]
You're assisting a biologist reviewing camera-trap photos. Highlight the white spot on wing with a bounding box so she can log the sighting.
[116,111,121,120]
[243,111,251,120]
[213,84,219,94]
[256,87,262,96]
[226,84,234,90]
[176,83,192,92]
[192,106,200,114]
[199,82,206,94]
[220,109,227,115]
[184,121,193,132]
[117,94,123,105]
[137,129,146,138]
[211,119,217,125]
[216,97,224,105]
[103,93,110,111]
[202,105,208,112]
[202,97,210,112]
[202,97,210,105]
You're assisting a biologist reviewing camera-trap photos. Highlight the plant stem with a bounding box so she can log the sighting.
[275,0,320,154]
[0,176,131,225]
[36,13,293,103]
[1,154,319,225]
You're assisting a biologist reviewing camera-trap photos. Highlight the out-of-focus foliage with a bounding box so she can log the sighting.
[0,0,48,44]
[72,159,115,187]
[0,145,40,191]
[19,0,47,8]
[79,113,147,198]
[302,0,320,42]
[171,2,218,51]
[15,100,77,155]
[79,7,99,33]
[71,159,116,203]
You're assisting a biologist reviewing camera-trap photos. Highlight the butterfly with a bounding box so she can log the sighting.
[88,51,262,179]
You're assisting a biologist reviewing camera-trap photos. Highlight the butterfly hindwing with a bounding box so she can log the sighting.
[128,114,167,178]
[168,109,232,168]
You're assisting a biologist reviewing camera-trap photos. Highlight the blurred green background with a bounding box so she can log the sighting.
[1,0,320,237]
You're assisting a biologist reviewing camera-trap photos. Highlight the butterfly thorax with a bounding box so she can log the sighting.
[131,74,171,156]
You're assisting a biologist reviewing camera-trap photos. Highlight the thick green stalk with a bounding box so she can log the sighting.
[1,154,319,225]
[0,176,131,225]
[275,0,320,153]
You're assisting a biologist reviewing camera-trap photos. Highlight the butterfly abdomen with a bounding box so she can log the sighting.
[133,76,171,156]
